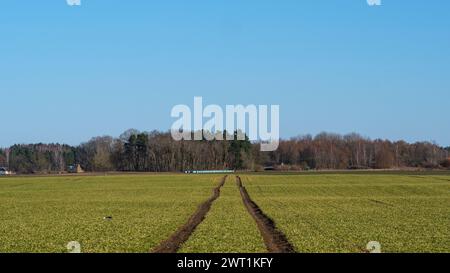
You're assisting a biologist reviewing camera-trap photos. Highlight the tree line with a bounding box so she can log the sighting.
[0,130,449,174]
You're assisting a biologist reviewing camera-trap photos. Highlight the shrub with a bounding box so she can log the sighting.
[440,158,450,169]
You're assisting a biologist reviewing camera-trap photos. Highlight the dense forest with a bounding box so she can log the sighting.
[0,129,449,174]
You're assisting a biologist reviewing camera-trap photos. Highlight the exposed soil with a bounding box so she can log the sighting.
[151,176,227,253]
[236,176,296,253]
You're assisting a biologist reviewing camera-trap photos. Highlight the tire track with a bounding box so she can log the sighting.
[236,176,296,253]
[152,176,227,253]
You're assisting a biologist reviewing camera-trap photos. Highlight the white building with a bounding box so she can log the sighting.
[0,167,11,176]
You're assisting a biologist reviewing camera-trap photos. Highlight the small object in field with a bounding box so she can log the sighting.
[103,216,113,221]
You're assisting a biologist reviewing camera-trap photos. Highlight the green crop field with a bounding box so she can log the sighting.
[242,174,450,253]
[0,174,219,253]
[0,173,449,253]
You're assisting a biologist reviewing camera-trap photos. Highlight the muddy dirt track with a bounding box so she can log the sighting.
[152,175,295,253]
[152,176,227,253]
[236,176,296,253]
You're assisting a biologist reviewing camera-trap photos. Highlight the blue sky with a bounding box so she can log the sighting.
[0,0,449,147]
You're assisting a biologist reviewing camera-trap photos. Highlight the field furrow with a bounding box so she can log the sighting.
[152,176,227,253]
[179,176,266,253]
[236,176,295,253]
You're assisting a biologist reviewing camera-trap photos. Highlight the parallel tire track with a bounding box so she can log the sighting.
[236,176,296,253]
[152,176,227,253]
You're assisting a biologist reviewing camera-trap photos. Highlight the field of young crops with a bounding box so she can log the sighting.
[242,174,450,253]
[0,174,219,253]
[0,173,449,253]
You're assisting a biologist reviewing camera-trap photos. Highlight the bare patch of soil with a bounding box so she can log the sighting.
[236,176,295,253]
[152,176,227,253]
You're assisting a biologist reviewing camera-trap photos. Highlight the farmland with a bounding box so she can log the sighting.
[0,174,219,253]
[0,173,449,253]
[242,174,450,253]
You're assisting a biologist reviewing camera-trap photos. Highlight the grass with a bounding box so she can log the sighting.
[0,174,218,253]
[1,173,449,253]
[179,176,266,253]
[242,174,450,253]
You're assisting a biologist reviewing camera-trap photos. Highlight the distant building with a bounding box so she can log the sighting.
[0,167,11,176]
[68,164,84,173]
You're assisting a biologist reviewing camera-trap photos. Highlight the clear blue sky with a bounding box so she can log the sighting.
[1,1,449,147]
